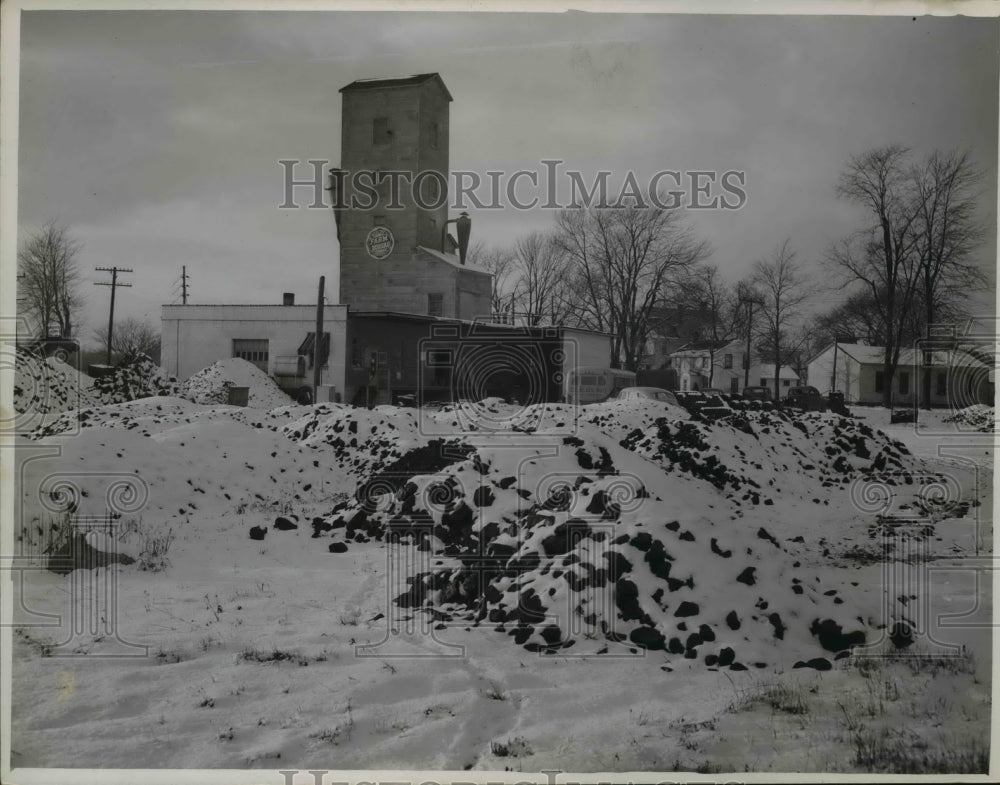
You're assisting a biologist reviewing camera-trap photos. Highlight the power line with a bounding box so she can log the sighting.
[94,267,133,364]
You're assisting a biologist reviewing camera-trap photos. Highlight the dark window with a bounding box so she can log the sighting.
[724,354,733,369]
[899,371,910,396]
[428,293,444,317]
[936,371,947,397]
[430,122,439,149]
[373,117,390,145]
[759,378,767,387]
[233,339,269,373]
[730,377,739,393]
[874,371,884,394]
[351,338,362,369]
[782,379,791,387]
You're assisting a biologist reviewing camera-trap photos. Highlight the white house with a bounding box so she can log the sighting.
[669,339,799,394]
[806,342,992,406]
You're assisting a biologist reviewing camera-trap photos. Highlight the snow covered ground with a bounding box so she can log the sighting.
[6,375,993,776]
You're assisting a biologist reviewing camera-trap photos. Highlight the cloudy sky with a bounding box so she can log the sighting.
[15,8,999,341]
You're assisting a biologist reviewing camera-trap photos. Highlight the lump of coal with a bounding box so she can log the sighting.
[810,618,866,652]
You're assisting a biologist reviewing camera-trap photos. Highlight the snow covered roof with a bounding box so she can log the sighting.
[835,343,986,368]
[750,363,800,380]
[417,245,490,274]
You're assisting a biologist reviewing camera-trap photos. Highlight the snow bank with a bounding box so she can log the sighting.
[183,357,293,409]
[13,349,99,413]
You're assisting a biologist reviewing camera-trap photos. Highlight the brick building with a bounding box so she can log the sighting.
[335,74,492,320]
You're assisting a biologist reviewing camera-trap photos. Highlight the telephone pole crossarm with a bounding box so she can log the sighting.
[94,267,134,364]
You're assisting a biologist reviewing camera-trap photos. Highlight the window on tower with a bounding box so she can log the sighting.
[430,122,439,149]
[373,117,390,145]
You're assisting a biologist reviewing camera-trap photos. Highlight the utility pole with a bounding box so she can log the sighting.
[181,266,189,305]
[94,267,132,364]
[831,338,839,393]
[744,297,754,390]
[313,275,325,398]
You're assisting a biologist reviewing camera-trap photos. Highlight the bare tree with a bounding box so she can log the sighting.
[673,265,737,385]
[913,151,986,328]
[752,240,811,402]
[93,318,161,364]
[555,203,710,370]
[17,223,83,338]
[812,289,887,347]
[468,243,518,319]
[830,145,923,406]
[509,232,575,326]
[911,150,987,406]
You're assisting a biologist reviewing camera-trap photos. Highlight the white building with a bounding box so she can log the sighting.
[806,342,992,406]
[670,339,799,394]
[161,300,348,399]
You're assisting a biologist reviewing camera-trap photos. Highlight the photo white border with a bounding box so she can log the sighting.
[1,1,997,783]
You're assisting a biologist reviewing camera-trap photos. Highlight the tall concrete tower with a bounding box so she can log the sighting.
[336,73,490,320]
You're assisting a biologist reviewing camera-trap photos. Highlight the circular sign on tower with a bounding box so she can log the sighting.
[365,227,394,260]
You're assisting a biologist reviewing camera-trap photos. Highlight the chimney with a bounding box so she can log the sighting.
[282,292,295,306]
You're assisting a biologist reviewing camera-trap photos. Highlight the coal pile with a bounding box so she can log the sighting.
[621,409,914,505]
[944,404,994,433]
[280,404,431,480]
[303,415,919,668]
[91,355,182,404]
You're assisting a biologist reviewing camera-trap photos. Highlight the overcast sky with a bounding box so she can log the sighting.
[15,9,999,341]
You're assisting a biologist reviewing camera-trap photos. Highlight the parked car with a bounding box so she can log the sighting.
[785,385,824,411]
[742,386,772,402]
[701,388,727,397]
[617,387,680,407]
[825,391,849,415]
